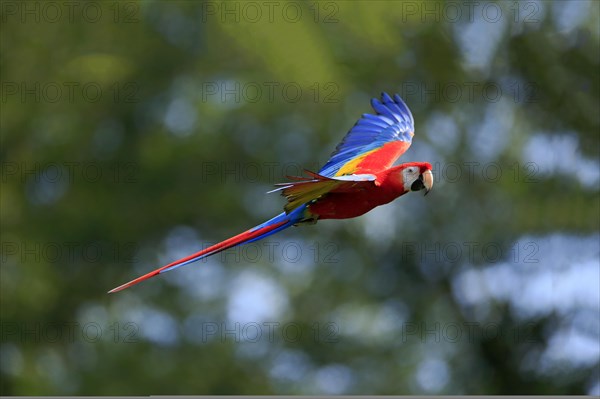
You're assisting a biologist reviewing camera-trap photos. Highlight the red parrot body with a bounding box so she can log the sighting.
[109,93,433,293]
[307,164,416,220]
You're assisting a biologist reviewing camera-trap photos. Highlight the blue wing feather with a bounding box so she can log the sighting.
[319,92,415,177]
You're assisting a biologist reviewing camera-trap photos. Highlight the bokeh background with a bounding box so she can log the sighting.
[1,0,599,395]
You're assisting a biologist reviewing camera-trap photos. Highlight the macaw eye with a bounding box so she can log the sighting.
[407,167,416,174]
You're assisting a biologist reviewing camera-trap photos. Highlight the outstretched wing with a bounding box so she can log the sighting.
[319,92,415,177]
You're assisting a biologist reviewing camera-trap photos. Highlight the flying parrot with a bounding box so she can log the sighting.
[109,92,433,293]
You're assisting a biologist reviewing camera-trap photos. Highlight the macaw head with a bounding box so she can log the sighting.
[400,162,433,195]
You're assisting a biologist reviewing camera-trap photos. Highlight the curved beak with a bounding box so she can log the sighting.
[422,169,433,196]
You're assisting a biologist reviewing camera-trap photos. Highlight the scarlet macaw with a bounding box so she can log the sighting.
[109,93,432,293]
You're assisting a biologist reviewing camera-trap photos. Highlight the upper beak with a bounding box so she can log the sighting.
[422,169,433,196]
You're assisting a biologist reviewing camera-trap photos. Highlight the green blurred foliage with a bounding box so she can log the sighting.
[1,0,599,395]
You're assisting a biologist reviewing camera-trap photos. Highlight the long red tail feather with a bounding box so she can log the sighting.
[108,219,289,293]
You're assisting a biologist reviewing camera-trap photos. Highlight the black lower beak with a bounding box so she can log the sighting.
[411,175,425,191]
